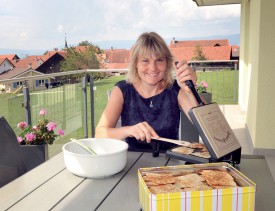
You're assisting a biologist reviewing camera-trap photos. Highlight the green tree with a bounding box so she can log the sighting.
[192,45,207,61]
[78,41,102,54]
[60,44,104,81]
[78,40,91,46]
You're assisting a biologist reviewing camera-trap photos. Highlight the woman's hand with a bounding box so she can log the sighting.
[175,61,197,93]
[128,121,159,143]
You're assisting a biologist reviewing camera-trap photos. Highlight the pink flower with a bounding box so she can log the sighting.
[201,81,208,88]
[33,125,38,131]
[17,121,28,129]
[39,108,47,116]
[57,129,64,136]
[46,122,57,131]
[25,133,36,141]
[17,137,23,143]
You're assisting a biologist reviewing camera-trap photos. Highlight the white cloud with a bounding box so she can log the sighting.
[57,25,63,33]
[19,32,28,39]
[0,0,240,50]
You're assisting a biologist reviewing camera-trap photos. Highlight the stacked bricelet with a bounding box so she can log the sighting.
[142,169,238,194]
[171,143,211,159]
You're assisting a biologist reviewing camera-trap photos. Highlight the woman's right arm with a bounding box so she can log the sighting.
[95,86,158,142]
[95,86,128,139]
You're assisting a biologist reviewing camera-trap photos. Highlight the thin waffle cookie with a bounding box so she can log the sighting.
[149,184,182,194]
[192,151,211,159]
[143,172,176,185]
[176,173,206,188]
[199,170,237,187]
[189,143,206,149]
[171,146,194,155]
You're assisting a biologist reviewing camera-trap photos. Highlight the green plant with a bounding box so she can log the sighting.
[196,81,208,93]
[17,109,64,145]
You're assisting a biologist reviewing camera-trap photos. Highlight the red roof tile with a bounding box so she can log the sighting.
[0,58,14,69]
[170,46,231,62]
[10,51,66,69]
[104,49,130,63]
[74,46,90,53]
[170,39,229,48]
[40,51,66,62]
[0,54,20,60]
[11,56,44,69]
[0,67,30,80]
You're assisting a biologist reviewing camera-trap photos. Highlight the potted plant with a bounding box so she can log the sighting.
[196,81,212,104]
[17,108,64,171]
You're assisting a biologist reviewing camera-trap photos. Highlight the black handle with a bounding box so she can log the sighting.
[175,61,204,106]
[185,80,205,106]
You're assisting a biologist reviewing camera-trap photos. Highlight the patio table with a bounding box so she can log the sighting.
[0,152,275,211]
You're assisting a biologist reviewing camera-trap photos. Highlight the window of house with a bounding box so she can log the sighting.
[39,79,45,86]
[17,81,23,86]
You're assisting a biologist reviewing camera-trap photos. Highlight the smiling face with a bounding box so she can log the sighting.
[136,54,167,86]
[127,32,174,87]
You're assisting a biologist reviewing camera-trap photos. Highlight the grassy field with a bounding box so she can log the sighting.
[0,70,238,158]
[89,70,238,130]
[197,70,238,104]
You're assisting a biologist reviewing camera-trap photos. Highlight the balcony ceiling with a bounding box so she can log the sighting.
[193,0,241,6]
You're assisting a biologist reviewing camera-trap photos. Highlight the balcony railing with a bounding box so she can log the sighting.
[0,69,127,158]
[0,66,238,158]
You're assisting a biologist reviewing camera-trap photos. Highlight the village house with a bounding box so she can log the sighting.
[36,51,66,74]
[0,37,239,92]
[0,54,20,61]
[102,38,239,71]
[0,51,64,92]
[102,48,130,69]
[0,58,15,75]
[169,38,239,70]
[0,66,51,93]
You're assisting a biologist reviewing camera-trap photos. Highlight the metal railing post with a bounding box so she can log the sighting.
[89,75,95,138]
[82,76,88,138]
[22,85,32,125]
[234,63,237,103]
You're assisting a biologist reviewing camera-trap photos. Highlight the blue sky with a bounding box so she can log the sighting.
[0,0,240,51]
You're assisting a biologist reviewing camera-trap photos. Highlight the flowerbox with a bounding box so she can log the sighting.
[199,92,212,104]
[20,144,48,171]
[138,162,255,211]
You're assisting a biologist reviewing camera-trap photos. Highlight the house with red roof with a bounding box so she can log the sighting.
[0,67,51,93]
[0,58,15,74]
[169,38,239,70]
[102,48,130,69]
[102,38,239,70]
[11,56,44,69]
[169,38,229,48]
[0,51,65,92]
[0,54,20,61]
[36,51,66,74]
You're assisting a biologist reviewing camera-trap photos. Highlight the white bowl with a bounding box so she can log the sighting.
[62,138,128,178]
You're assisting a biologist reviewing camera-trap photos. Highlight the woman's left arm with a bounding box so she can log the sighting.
[175,61,199,121]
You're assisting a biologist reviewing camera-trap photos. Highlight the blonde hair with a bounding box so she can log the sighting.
[126,32,174,88]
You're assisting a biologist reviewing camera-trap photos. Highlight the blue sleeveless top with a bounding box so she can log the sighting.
[115,80,181,151]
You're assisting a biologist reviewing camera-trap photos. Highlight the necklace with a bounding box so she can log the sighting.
[149,97,154,108]
[139,83,160,108]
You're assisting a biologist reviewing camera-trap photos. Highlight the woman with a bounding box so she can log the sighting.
[95,32,198,151]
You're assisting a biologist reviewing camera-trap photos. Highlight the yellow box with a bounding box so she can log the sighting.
[138,162,256,211]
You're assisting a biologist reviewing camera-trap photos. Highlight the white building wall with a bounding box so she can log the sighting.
[0,60,13,74]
